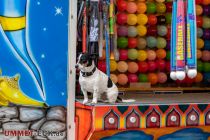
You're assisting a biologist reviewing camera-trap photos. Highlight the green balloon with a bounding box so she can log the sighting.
[203,62,210,72]
[165,13,172,24]
[128,49,138,60]
[166,51,170,60]
[138,74,148,82]
[146,36,157,48]
[202,17,210,29]
[147,3,156,14]
[157,37,167,49]
[117,37,128,49]
[197,60,203,72]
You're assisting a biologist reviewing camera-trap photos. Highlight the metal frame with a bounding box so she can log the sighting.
[67,0,77,139]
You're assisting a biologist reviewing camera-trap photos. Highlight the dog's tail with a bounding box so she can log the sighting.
[117,96,135,103]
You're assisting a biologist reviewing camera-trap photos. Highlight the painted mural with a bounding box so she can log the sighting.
[0,0,69,106]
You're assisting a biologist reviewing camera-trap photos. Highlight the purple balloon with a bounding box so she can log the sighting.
[203,5,210,15]
[203,29,210,40]
[117,26,128,37]
[166,40,171,50]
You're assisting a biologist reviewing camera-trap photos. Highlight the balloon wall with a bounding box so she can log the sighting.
[98,0,210,87]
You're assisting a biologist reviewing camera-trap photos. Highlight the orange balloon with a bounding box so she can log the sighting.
[148,73,158,85]
[197,38,204,49]
[194,72,203,83]
[156,49,166,59]
[117,74,128,85]
[128,62,139,73]
[202,0,210,5]
[197,49,202,59]
[117,61,128,73]
[110,74,118,84]
[137,2,147,14]
[147,50,156,61]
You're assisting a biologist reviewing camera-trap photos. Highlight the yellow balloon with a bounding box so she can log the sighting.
[137,50,147,61]
[110,60,117,72]
[137,14,148,25]
[137,25,147,36]
[127,14,137,25]
[197,38,204,49]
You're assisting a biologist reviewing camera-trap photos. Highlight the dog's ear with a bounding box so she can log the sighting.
[90,53,98,60]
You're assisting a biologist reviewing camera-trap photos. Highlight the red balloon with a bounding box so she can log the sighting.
[119,49,128,60]
[166,61,171,72]
[117,13,128,25]
[165,2,172,12]
[166,26,171,40]
[147,26,157,36]
[156,59,166,71]
[196,0,202,4]
[148,61,157,72]
[138,61,148,73]
[184,76,194,84]
[117,0,127,12]
[196,16,203,27]
[128,73,138,83]
[148,15,157,25]
[128,38,137,48]
[98,61,106,73]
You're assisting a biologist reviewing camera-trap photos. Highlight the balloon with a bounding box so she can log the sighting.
[117,26,128,37]
[137,2,147,14]
[147,3,156,14]
[118,74,128,85]
[110,74,118,84]
[196,16,203,27]
[138,74,148,82]
[156,59,166,71]
[197,38,204,49]
[127,26,137,37]
[194,72,203,83]
[166,26,171,40]
[166,61,170,72]
[156,48,167,59]
[204,40,210,50]
[128,74,138,83]
[197,60,203,72]
[203,5,210,15]
[203,62,210,72]
[119,49,128,60]
[203,29,210,40]
[202,50,210,61]
[165,13,172,24]
[202,0,210,5]
[203,17,210,29]
[196,0,202,4]
[197,27,203,38]
[138,50,147,61]
[148,15,157,25]
[137,37,147,49]
[196,5,203,16]
[117,13,128,25]
[118,37,128,49]
[128,49,138,60]
[197,49,202,59]
[146,36,157,48]
[147,26,157,36]
[165,2,172,12]
[98,61,106,73]
[128,37,137,48]
[157,37,167,49]
[110,60,117,72]
[157,72,167,84]
[128,62,139,73]
[138,61,148,73]
[156,2,166,14]
[137,14,148,25]
[148,73,158,85]
[147,50,156,61]
[157,25,168,36]
[137,25,147,36]
[127,14,137,25]
[117,0,127,12]
[117,61,128,73]
[148,61,157,72]
[166,51,170,60]
[126,2,137,14]
[156,0,165,2]
[157,15,166,24]
[203,73,210,84]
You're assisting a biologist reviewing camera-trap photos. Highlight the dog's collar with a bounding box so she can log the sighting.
[81,67,96,77]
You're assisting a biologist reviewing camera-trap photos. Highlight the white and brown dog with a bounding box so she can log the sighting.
[75,53,135,104]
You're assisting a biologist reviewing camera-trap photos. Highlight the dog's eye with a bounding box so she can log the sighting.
[82,60,88,63]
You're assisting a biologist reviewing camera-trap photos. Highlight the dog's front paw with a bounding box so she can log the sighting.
[91,99,97,104]
[83,99,88,104]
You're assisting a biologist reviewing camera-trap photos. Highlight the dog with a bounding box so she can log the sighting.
[75,53,135,104]
[75,53,118,104]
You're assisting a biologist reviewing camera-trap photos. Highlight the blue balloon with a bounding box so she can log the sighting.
[146,36,157,48]
[203,73,210,84]
[204,40,210,50]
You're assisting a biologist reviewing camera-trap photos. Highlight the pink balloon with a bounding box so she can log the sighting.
[202,50,210,61]
[128,73,138,83]
[157,72,167,84]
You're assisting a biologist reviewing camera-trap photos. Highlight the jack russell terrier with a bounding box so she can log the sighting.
[75,53,134,104]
